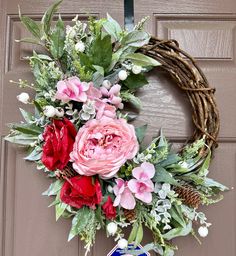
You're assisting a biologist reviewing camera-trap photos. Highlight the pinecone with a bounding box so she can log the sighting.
[55,164,77,180]
[123,209,136,222]
[175,185,201,208]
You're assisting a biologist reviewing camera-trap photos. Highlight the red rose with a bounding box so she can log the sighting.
[60,176,102,209]
[41,118,77,170]
[102,196,117,220]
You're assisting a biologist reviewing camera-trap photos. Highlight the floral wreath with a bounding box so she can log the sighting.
[6,1,228,255]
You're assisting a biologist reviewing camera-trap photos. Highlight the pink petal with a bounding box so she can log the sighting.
[113,194,121,207]
[127,179,139,193]
[109,84,121,96]
[77,92,87,102]
[135,191,152,204]
[141,162,155,179]
[81,82,90,91]
[120,188,136,209]
[132,167,147,180]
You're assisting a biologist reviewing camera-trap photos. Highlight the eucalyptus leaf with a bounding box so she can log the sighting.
[125,53,161,67]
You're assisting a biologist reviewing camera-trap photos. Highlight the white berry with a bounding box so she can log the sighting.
[132,65,142,74]
[75,41,85,52]
[107,185,113,193]
[102,80,112,90]
[55,107,64,117]
[17,92,30,104]
[118,70,128,81]
[43,106,56,118]
[198,226,208,237]
[107,222,118,236]
[117,238,128,249]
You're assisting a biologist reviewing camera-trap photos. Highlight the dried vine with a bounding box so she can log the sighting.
[140,36,220,154]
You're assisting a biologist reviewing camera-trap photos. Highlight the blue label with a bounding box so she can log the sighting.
[107,244,149,256]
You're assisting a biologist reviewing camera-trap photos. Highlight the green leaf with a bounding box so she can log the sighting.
[103,13,122,40]
[159,154,181,168]
[68,207,94,241]
[125,53,161,67]
[42,180,63,196]
[41,0,63,35]
[135,124,147,144]
[9,123,42,135]
[121,31,150,47]
[56,202,67,221]
[198,151,211,177]
[121,91,142,109]
[93,65,104,76]
[15,37,42,45]
[163,222,192,240]
[5,133,38,145]
[128,222,139,243]
[134,223,143,246]
[24,147,42,161]
[153,166,178,186]
[19,7,41,39]
[49,15,65,59]
[203,177,229,191]
[19,108,34,123]
[123,73,148,90]
[92,71,104,87]
[89,34,112,71]
[169,204,186,227]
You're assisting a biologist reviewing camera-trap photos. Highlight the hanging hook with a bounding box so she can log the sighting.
[124,0,134,31]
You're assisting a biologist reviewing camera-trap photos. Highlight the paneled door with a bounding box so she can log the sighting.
[0,0,235,256]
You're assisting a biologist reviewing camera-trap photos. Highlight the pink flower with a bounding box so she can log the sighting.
[128,162,155,204]
[100,84,123,109]
[113,178,136,210]
[95,100,116,119]
[55,76,90,103]
[70,117,139,179]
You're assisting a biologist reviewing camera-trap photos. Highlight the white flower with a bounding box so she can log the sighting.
[17,92,30,104]
[102,80,112,89]
[55,107,64,117]
[107,185,113,193]
[118,70,128,81]
[43,105,56,117]
[198,226,208,237]
[75,41,85,52]
[117,238,128,249]
[107,222,118,236]
[132,65,142,74]
[66,26,76,38]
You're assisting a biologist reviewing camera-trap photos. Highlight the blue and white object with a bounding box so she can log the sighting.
[107,244,150,256]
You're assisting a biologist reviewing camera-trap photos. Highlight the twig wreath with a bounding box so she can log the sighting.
[6,1,227,255]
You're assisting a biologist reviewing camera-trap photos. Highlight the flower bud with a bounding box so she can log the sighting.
[118,70,128,81]
[75,41,85,52]
[17,92,30,104]
[198,226,208,237]
[43,106,56,118]
[107,222,118,236]
[117,238,128,249]
[107,185,113,193]
[132,65,142,74]
[102,80,112,90]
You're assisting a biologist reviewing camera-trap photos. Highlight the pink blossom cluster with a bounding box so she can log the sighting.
[113,162,155,209]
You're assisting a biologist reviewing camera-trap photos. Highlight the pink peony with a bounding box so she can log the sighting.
[70,117,139,179]
[128,162,155,204]
[113,178,136,210]
[55,76,90,103]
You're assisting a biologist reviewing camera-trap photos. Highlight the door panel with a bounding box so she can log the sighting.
[0,0,235,256]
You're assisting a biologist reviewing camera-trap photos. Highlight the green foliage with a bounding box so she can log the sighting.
[103,14,122,40]
[135,124,147,144]
[49,15,65,59]
[121,30,150,47]
[121,91,142,109]
[42,180,63,196]
[153,166,178,186]
[72,60,93,81]
[182,138,205,160]
[24,146,42,161]
[5,131,38,146]
[9,123,42,135]
[123,73,148,90]
[162,222,192,240]
[125,53,161,67]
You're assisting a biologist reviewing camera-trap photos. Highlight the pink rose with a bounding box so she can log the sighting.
[113,178,136,210]
[55,76,90,103]
[128,162,155,204]
[70,117,139,179]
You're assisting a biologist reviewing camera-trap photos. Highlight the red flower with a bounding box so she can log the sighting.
[102,196,117,220]
[41,118,77,170]
[60,176,102,209]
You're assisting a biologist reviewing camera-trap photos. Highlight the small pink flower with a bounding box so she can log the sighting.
[113,178,136,210]
[100,84,123,109]
[95,100,116,119]
[128,162,155,204]
[55,76,90,103]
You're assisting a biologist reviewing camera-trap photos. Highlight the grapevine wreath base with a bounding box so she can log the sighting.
[6,1,227,255]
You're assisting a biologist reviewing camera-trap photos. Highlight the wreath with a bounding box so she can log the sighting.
[6,1,228,255]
